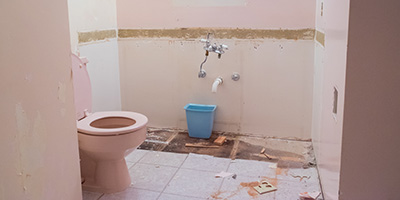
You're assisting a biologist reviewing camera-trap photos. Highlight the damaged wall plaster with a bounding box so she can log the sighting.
[315,30,325,47]
[15,104,47,199]
[2,0,82,199]
[78,29,117,44]
[118,28,315,40]
[78,28,316,44]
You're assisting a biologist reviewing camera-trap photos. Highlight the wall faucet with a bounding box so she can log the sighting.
[198,33,229,78]
[200,33,228,59]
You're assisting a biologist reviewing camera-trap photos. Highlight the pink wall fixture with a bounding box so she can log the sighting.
[0,0,82,199]
[117,0,316,29]
[339,0,400,199]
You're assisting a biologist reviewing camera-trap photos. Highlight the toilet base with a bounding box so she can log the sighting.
[82,158,131,193]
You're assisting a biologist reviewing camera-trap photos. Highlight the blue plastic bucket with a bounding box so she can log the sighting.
[184,103,217,139]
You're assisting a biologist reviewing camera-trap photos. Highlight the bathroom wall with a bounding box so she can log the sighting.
[117,0,316,138]
[117,0,315,29]
[68,0,121,112]
[339,0,400,199]
[0,0,82,199]
[311,0,349,199]
[68,0,118,52]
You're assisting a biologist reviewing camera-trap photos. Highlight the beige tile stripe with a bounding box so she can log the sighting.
[78,29,117,43]
[315,30,325,47]
[77,28,319,43]
[118,28,315,40]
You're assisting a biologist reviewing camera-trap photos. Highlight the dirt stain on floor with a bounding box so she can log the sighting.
[240,181,261,198]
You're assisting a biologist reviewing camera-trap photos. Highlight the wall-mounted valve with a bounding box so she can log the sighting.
[200,34,228,59]
[198,33,229,78]
[231,73,240,81]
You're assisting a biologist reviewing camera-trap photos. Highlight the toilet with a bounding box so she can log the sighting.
[71,53,148,193]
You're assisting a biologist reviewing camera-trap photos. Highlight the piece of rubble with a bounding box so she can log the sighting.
[213,136,227,145]
[253,181,277,194]
[263,152,278,160]
[290,173,311,181]
[299,191,321,200]
[215,171,236,178]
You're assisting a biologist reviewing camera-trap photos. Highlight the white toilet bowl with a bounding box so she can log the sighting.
[71,54,148,193]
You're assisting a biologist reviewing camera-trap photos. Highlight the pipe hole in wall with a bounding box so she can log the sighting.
[333,87,338,116]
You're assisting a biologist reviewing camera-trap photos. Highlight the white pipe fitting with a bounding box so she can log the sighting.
[212,77,223,93]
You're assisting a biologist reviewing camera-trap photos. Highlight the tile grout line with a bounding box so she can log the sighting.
[96,151,149,199]
[216,157,234,192]
[96,193,104,200]
[155,153,189,200]
[127,150,150,170]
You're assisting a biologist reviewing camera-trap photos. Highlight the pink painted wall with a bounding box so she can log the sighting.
[339,0,400,199]
[117,0,315,29]
[311,0,349,199]
[0,0,82,199]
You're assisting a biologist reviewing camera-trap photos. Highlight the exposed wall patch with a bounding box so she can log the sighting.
[316,30,325,47]
[15,104,47,198]
[78,29,117,44]
[118,28,315,40]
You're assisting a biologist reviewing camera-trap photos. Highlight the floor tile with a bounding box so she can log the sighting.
[82,190,103,200]
[274,179,322,200]
[126,161,135,169]
[125,149,148,163]
[139,151,188,167]
[181,153,231,172]
[158,193,203,200]
[99,187,160,200]
[214,175,275,200]
[129,163,178,192]
[227,159,276,178]
[163,168,223,199]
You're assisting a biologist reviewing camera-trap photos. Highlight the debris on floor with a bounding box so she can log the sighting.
[215,171,236,178]
[253,181,277,194]
[290,173,311,181]
[269,163,278,169]
[299,191,321,200]
[213,136,227,145]
[140,127,317,168]
[262,152,278,160]
[185,143,220,148]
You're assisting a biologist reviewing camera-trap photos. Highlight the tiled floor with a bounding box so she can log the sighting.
[82,150,322,200]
